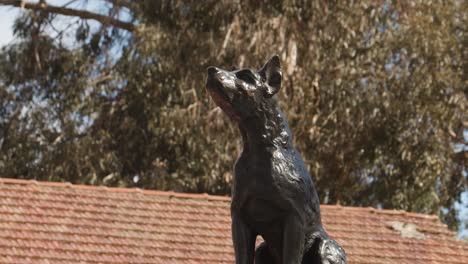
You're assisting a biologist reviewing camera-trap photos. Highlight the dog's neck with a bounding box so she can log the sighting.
[238,102,292,152]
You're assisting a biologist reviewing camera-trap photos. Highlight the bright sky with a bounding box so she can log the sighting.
[0,0,72,47]
[457,192,468,238]
[0,6,19,47]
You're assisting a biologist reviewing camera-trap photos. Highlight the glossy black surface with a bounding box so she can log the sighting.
[206,56,347,264]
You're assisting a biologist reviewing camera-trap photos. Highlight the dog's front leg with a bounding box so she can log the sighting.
[231,209,256,264]
[282,214,305,264]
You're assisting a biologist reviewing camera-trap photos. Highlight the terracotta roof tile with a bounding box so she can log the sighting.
[0,178,466,263]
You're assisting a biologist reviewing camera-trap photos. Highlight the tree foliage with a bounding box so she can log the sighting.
[0,0,466,229]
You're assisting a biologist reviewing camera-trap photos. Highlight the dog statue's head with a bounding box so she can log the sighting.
[205,55,282,123]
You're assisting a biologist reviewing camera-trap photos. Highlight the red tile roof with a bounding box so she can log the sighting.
[0,178,466,264]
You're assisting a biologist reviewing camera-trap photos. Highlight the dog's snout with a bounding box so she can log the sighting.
[207,66,219,76]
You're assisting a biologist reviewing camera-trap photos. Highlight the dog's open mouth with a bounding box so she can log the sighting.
[205,67,238,104]
[212,83,231,103]
[206,78,240,121]
[205,67,242,121]
[206,76,231,102]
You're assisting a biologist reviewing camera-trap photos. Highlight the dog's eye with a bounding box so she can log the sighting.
[236,69,257,84]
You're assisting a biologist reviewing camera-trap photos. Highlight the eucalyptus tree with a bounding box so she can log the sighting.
[0,0,465,229]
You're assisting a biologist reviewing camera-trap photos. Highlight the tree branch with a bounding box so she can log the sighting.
[0,0,136,32]
[104,0,137,11]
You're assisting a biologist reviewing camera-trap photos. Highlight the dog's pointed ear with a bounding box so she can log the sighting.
[259,55,282,97]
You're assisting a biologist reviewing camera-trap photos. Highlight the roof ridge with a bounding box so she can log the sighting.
[0,177,231,201]
[0,178,440,220]
[319,205,440,220]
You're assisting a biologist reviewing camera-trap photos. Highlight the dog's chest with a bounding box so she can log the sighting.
[233,151,278,194]
[233,149,302,207]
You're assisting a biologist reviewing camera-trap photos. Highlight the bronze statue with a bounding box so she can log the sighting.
[205,56,347,264]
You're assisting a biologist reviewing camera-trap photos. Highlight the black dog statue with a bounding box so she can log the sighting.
[205,55,347,264]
